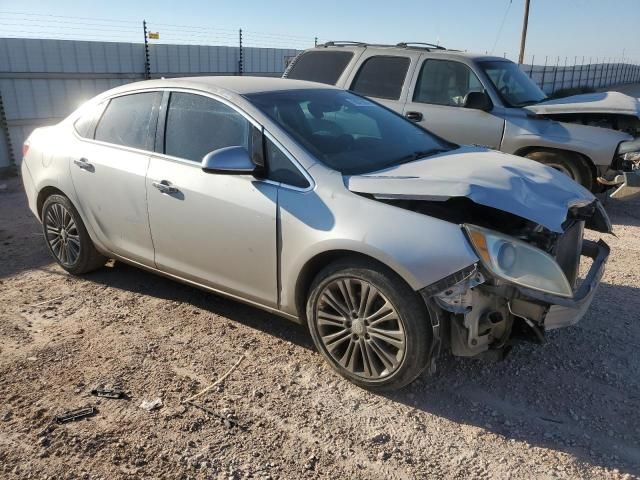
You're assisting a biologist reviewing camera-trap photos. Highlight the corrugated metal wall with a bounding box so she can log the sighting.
[0,37,299,167]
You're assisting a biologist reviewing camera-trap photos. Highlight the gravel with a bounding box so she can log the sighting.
[0,177,639,479]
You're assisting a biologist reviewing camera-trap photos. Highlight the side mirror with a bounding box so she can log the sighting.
[201,146,256,175]
[463,91,492,111]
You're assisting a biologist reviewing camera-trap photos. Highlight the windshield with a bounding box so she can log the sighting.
[480,60,547,107]
[246,89,454,175]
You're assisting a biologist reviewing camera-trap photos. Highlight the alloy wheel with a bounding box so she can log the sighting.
[45,203,81,267]
[315,277,406,380]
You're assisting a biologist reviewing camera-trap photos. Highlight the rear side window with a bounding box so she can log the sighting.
[413,59,484,107]
[350,56,410,100]
[265,138,309,188]
[94,92,160,150]
[164,93,250,162]
[286,51,353,85]
[73,102,106,138]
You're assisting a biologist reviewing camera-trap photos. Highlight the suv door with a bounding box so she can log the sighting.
[404,57,504,149]
[346,52,420,113]
[69,91,161,266]
[146,91,279,306]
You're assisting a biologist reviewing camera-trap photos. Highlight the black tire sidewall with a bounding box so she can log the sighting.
[525,151,593,191]
[306,258,432,391]
[41,194,104,275]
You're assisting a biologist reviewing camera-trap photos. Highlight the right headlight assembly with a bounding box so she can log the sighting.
[463,224,573,298]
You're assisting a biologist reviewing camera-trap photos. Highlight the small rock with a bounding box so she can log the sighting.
[139,398,163,412]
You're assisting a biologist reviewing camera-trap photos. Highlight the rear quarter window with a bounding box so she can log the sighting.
[350,56,410,100]
[286,51,353,85]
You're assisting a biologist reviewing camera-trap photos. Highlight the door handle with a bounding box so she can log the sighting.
[73,158,93,170]
[405,111,423,122]
[152,180,179,194]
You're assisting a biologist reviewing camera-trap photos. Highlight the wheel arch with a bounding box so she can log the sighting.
[513,146,597,185]
[36,186,68,219]
[293,249,414,326]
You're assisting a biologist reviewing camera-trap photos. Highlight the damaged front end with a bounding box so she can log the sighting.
[598,141,640,200]
[420,211,609,363]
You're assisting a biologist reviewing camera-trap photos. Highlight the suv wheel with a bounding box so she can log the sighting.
[41,194,107,275]
[525,150,594,191]
[306,258,432,391]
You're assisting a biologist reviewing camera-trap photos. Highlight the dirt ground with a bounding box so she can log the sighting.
[0,175,639,480]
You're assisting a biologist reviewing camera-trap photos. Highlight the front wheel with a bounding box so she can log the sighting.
[525,150,594,191]
[41,194,107,275]
[306,258,432,391]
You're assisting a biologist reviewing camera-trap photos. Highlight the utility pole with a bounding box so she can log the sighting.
[517,0,530,64]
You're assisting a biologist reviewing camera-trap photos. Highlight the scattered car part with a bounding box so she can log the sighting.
[90,386,126,399]
[139,398,163,412]
[55,406,96,424]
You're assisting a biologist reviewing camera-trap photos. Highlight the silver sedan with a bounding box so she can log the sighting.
[21,77,611,390]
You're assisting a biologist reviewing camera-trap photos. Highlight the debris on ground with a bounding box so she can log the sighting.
[90,386,126,399]
[55,406,97,424]
[139,398,163,412]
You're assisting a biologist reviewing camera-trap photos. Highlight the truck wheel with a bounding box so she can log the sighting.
[306,257,432,391]
[525,151,594,191]
[41,194,107,275]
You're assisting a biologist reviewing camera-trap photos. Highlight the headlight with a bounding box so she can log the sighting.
[463,224,573,298]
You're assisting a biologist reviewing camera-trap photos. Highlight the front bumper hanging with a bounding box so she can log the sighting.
[516,239,610,329]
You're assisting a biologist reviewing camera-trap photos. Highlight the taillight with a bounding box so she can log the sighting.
[22,141,29,157]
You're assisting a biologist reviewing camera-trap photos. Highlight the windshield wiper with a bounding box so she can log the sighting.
[395,149,448,165]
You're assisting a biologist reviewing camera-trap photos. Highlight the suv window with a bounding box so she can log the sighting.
[94,92,160,150]
[164,93,250,162]
[350,56,410,100]
[286,51,353,85]
[413,59,484,107]
[265,138,309,188]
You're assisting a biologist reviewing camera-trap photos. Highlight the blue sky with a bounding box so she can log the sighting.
[1,0,639,62]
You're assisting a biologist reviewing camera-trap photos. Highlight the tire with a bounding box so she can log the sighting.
[525,150,594,191]
[41,194,107,275]
[306,257,432,391]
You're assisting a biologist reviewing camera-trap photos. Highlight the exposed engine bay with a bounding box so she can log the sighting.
[384,197,592,359]
[540,112,640,137]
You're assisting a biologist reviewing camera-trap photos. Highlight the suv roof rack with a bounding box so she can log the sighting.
[396,42,446,51]
[318,41,390,48]
[317,41,448,52]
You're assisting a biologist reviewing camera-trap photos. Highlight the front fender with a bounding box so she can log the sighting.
[501,112,632,167]
[277,182,479,316]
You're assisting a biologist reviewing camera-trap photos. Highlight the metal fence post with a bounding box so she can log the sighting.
[592,57,598,88]
[577,56,584,87]
[238,28,243,76]
[585,57,592,89]
[571,56,577,88]
[142,20,151,80]
[314,37,318,47]
[540,56,548,92]
[0,88,15,169]
[529,54,535,76]
[603,58,611,88]
[560,56,567,90]
[551,56,559,94]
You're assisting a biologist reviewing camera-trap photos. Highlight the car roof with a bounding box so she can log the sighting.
[106,76,337,97]
[311,42,507,62]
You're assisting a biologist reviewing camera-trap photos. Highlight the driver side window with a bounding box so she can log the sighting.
[413,59,484,107]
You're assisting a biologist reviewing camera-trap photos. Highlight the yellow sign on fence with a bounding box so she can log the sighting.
[148,32,160,40]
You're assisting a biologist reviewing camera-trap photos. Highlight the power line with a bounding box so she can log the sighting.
[490,0,512,55]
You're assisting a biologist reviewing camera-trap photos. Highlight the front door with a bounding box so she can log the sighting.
[404,57,504,149]
[69,91,161,265]
[146,91,278,306]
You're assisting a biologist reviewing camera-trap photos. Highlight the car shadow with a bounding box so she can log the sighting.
[383,281,640,475]
[82,260,315,351]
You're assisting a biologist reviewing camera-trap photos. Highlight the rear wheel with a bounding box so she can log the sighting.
[41,194,107,275]
[525,150,594,191]
[306,258,431,391]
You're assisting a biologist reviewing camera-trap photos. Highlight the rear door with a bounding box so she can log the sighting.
[69,91,161,265]
[345,51,421,114]
[146,91,279,306]
[403,57,504,148]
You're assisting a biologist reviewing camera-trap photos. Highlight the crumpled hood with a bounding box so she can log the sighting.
[524,91,640,117]
[346,147,601,233]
